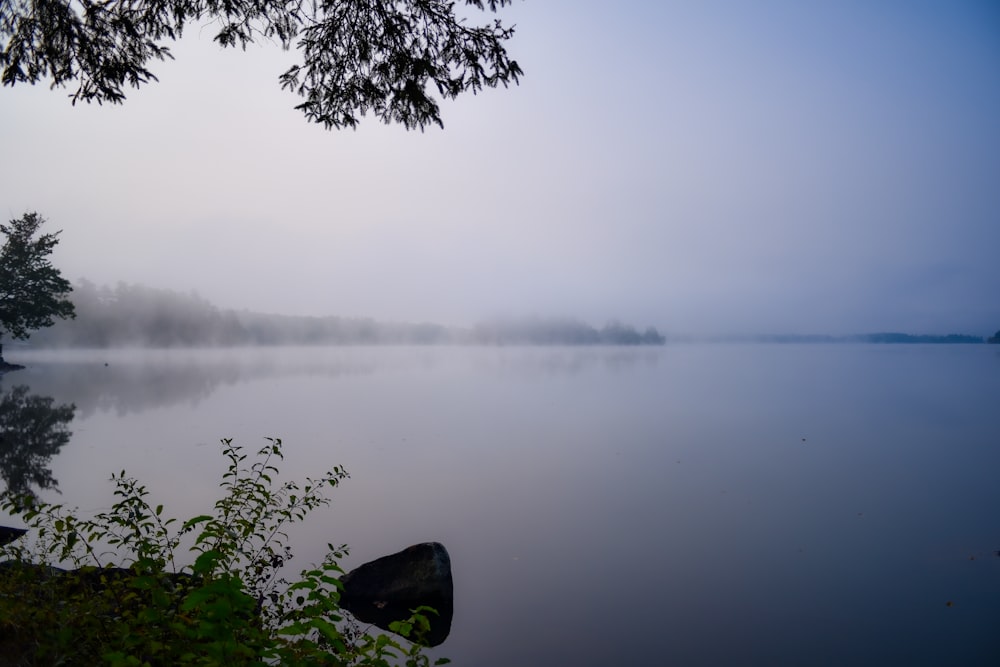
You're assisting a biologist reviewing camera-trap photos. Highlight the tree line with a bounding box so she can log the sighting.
[28,280,453,347]
[26,280,667,348]
[470,317,666,346]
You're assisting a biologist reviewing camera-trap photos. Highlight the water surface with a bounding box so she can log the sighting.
[2,344,998,665]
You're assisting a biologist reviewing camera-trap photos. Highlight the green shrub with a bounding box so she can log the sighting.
[0,439,447,666]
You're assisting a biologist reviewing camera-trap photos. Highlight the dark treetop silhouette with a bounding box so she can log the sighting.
[0,213,75,367]
[0,0,522,129]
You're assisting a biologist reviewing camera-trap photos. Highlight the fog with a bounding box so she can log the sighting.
[5,344,1000,664]
[1,1,997,336]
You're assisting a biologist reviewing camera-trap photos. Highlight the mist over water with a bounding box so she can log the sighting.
[2,1,998,661]
[2,344,999,665]
[3,3,998,337]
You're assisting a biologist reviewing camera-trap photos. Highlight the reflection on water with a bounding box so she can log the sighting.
[9,347,662,417]
[0,385,75,498]
[1,345,999,666]
[8,348,382,417]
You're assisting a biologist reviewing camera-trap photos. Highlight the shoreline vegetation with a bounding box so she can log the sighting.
[0,440,446,666]
[25,280,667,348]
[11,280,991,350]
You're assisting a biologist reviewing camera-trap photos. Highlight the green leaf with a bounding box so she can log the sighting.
[310,617,342,643]
[389,620,413,637]
[181,515,212,530]
[287,580,317,592]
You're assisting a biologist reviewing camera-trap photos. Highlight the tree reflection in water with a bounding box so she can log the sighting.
[0,385,75,498]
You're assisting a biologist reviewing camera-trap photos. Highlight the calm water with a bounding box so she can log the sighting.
[2,344,999,666]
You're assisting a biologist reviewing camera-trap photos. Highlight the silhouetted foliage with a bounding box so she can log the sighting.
[0,0,522,129]
[0,385,75,499]
[0,213,75,362]
[988,330,1000,344]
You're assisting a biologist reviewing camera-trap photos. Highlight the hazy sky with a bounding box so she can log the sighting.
[2,1,998,335]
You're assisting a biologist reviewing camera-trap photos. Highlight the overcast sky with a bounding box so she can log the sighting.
[1,1,998,336]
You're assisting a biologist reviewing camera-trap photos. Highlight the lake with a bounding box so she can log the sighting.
[2,344,999,666]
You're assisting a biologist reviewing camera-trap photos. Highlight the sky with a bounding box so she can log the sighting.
[1,0,998,336]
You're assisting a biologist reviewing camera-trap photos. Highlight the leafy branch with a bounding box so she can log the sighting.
[0,437,446,665]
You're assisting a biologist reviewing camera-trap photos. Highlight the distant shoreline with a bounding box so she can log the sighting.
[688,333,987,344]
[9,335,990,352]
[12,280,994,349]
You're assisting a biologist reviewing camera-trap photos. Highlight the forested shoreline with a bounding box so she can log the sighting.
[19,281,989,349]
[25,281,667,348]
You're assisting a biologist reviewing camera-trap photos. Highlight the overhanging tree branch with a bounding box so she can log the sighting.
[0,0,522,129]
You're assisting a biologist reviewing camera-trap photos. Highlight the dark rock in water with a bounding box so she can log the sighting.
[341,542,453,602]
[340,542,453,647]
[0,526,27,547]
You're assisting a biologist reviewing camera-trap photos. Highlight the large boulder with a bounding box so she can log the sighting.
[0,526,26,547]
[339,542,453,647]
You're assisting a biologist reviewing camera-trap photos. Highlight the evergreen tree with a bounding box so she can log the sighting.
[0,212,76,364]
